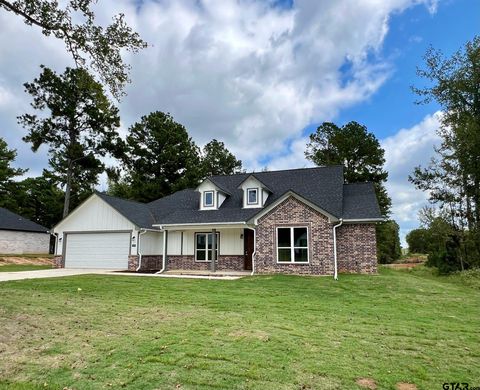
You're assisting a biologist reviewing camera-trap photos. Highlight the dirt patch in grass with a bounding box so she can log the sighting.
[383,263,422,269]
[356,377,377,389]
[396,383,418,390]
[0,256,53,266]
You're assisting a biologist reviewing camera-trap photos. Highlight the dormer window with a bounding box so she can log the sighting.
[247,188,258,205]
[204,191,214,207]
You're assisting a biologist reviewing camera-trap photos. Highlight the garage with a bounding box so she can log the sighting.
[64,232,131,269]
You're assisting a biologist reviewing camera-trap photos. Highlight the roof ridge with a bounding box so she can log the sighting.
[209,165,344,179]
[95,191,148,205]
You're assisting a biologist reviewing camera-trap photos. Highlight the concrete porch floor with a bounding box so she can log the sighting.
[163,270,251,277]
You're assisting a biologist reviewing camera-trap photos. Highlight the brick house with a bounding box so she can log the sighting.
[53,166,383,277]
[0,207,50,255]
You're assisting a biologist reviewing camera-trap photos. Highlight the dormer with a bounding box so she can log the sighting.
[238,174,271,208]
[196,179,231,211]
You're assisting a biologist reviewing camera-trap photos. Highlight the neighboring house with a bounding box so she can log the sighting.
[52,166,383,276]
[0,207,50,254]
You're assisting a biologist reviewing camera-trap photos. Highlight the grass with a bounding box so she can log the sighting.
[0,264,52,272]
[0,268,479,389]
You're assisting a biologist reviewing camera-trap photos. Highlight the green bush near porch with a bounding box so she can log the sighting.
[0,267,478,389]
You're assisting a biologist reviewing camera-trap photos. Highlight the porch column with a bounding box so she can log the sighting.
[211,228,217,272]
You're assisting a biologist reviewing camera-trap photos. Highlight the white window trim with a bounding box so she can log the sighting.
[194,232,220,262]
[203,191,215,208]
[276,226,309,264]
[247,188,259,205]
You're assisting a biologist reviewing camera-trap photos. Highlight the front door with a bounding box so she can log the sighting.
[244,229,254,270]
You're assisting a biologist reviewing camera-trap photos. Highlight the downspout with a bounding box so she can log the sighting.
[333,219,343,281]
[136,229,148,272]
[246,226,256,276]
[155,228,167,274]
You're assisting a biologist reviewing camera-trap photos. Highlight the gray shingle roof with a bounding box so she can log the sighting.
[0,207,49,233]
[342,183,383,220]
[95,192,156,228]
[95,166,382,227]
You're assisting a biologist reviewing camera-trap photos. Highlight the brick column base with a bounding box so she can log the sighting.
[53,255,64,268]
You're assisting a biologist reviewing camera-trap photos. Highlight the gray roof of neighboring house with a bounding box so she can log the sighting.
[95,166,382,228]
[0,207,49,233]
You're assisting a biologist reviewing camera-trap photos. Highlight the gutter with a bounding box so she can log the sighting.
[152,221,246,228]
[333,219,343,281]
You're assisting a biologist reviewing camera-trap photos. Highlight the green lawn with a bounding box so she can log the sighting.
[0,268,478,390]
[0,264,52,272]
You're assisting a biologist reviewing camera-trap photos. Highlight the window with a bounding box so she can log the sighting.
[277,227,309,263]
[204,191,214,207]
[195,232,220,261]
[247,188,258,205]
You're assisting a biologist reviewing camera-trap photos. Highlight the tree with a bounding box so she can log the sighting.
[0,137,26,209]
[406,228,430,253]
[0,0,146,99]
[201,139,242,177]
[110,111,202,203]
[14,175,64,228]
[18,66,123,217]
[305,121,391,214]
[376,220,402,264]
[305,121,400,263]
[410,36,480,270]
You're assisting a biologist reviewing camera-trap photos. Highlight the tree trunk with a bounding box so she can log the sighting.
[63,162,73,218]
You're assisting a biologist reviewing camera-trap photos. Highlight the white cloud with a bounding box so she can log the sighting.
[0,0,438,180]
[381,111,442,244]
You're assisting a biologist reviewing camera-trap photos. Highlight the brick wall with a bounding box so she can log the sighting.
[0,230,50,254]
[53,255,64,268]
[255,196,335,275]
[128,255,163,271]
[337,224,377,274]
[167,255,245,271]
[254,196,378,275]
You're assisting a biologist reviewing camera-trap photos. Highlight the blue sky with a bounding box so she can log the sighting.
[0,0,477,243]
[337,0,478,136]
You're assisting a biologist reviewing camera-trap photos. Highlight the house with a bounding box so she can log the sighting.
[52,166,383,276]
[0,207,51,254]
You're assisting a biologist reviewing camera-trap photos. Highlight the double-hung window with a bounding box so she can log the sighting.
[277,227,309,263]
[195,232,220,261]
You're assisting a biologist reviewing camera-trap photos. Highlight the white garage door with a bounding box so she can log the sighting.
[64,232,130,269]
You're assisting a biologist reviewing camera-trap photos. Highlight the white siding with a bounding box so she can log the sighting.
[166,228,243,256]
[140,231,163,255]
[219,228,244,255]
[182,231,195,255]
[167,231,182,255]
[53,195,137,255]
[0,230,50,254]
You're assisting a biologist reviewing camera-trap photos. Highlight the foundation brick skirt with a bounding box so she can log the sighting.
[53,255,64,268]
[167,255,245,271]
[128,255,163,271]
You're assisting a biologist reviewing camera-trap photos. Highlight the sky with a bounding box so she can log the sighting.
[0,0,478,244]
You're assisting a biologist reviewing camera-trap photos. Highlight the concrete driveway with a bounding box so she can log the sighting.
[0,268,115,282]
